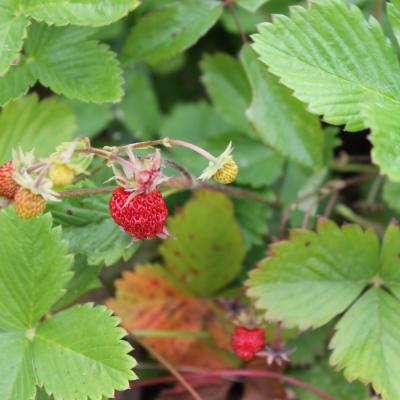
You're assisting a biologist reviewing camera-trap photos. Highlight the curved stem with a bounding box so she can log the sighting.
[163,159,194,182]
[168,139,217,163]
[130,369,335,400]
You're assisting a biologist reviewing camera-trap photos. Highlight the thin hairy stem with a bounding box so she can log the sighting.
[224,0,248,44]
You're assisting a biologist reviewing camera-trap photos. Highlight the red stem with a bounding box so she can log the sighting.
[130,369,335,400]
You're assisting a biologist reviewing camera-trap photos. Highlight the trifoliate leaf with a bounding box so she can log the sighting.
[0,62,35,107]
[247,220,380,329]
[33,304,136,400]
[160,190,245,297]
[200,53,253,135]
[251,0,400,132]
[116,66,162,139]
[123,0,223,65]
[0,332,36,400]
[330,288,400,400]
[26,24,123,103]
[0,94,76,164]
[0,0,29,76]
[25,0,140,27]
[291,356,370,399]
[0,209,72,330]
[240,45,324,169]
[0,209,136,400]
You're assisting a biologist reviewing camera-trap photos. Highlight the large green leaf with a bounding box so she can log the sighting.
[252,0,400,132]
[25,0,140,27]
[240,45,324,169]
[200,52,253,135]
[247,220,380,329]
[330,288,400,400]
[0,0,29,76]
[0,94,76,164]
[291,357,370,399]
[33,304,136,400]
[0,208,136,400]
[160,190,245,297]
[123,0,223,65]
[0,209,72,330]
[25,24,123,103]
[383,178,400,212]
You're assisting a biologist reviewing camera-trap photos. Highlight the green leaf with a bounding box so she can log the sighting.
[53,256,102,310]
[49,183,137,266]
[116,66,162,139]
[200,52,253,135]
[0,208,136,400]
[236,0,269,12]
[366,102,400,181]
[240,45,324,169]
[330,288,400,400]
[0,0,29,76]
[33,304,136,400]
[221,6,266,35]
[251,0,400,132]
[388,0,400,45]
[379,225,400,300]
[0,63,36,106]
[64,99,113,138]
[291,357,370,400]
[247,220,380,329]
[160,190,245,297]
[26,24,123,103]
[233,197,270,249]
[0,94,76,164]
[287,324,332,366]
[0,332,36,400]
[0,209,72,330]
[123,0,223,65]
[25,0,140,27]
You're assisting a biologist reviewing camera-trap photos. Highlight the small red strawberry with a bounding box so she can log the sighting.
[109,187,168,240]
[0,161,19,199]
[231,325,265,361]
[14,188,47,219]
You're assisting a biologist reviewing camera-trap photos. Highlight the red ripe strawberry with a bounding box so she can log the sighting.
[231,326,265,361]
[0,161,19,199]
[109,187,168,240]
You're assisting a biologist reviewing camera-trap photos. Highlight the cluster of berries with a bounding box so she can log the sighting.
[0,139,239,242]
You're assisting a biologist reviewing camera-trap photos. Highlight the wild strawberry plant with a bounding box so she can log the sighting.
[1,0,400,399]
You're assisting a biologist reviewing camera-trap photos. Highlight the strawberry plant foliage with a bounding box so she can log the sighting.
[248,220,400,399]
[0,209,136,399]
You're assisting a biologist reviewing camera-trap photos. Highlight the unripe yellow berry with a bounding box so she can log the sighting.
[15,188,47,219]
[213,160,239,184]
[49,164,75,187]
